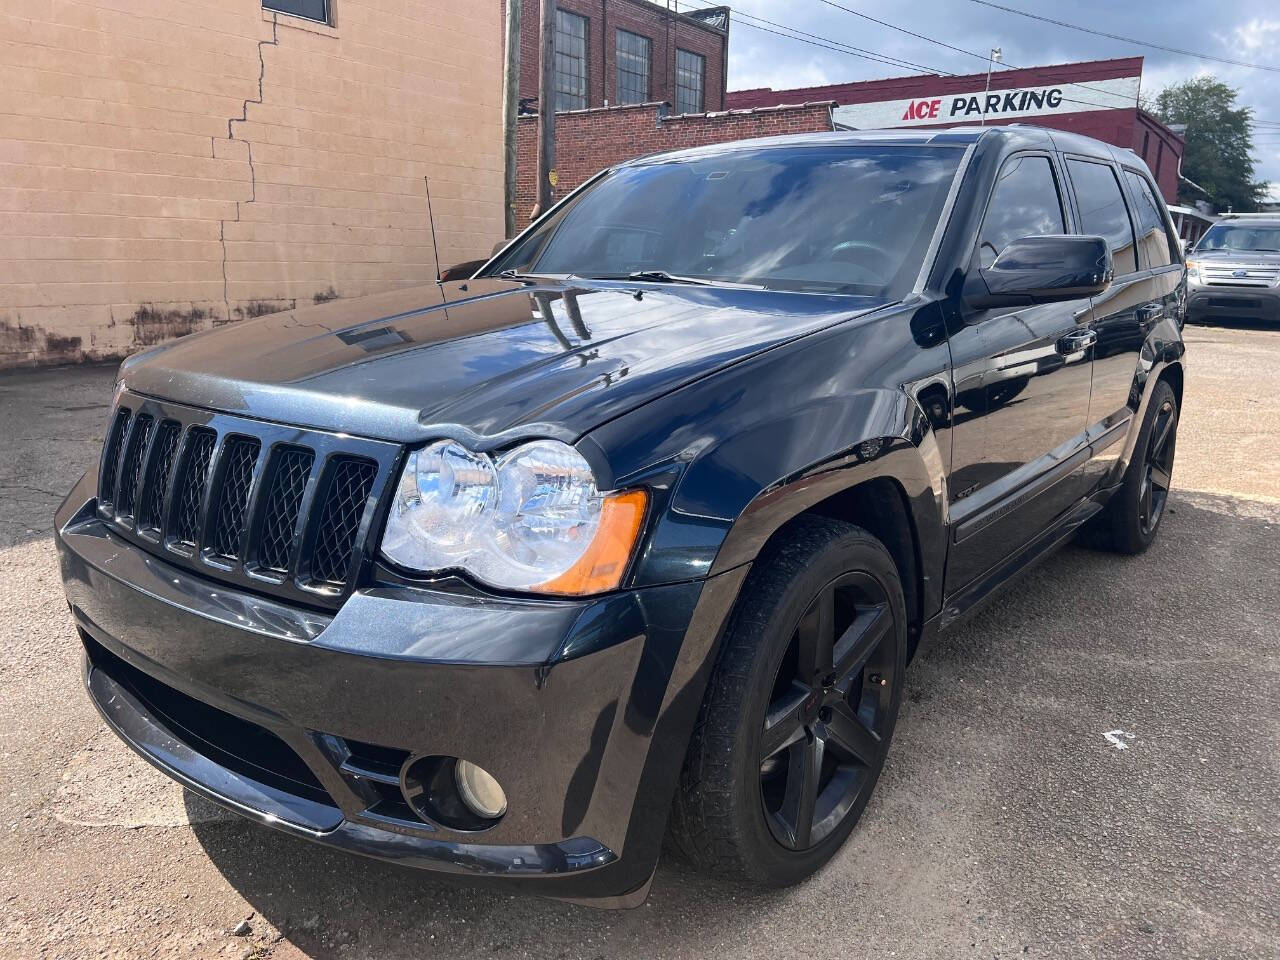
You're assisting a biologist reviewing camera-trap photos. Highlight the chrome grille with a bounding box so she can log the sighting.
[1202,264,1279,287]
[95,392,399,608]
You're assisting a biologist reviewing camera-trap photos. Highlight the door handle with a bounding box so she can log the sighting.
[1136,304,1163,324]
[1057,329,1097,355]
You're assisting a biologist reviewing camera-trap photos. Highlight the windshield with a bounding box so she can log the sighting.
[1196,223,1280,254]
[487,144,966,297]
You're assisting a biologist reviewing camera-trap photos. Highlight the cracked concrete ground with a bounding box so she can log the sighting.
[0,324,1276,959]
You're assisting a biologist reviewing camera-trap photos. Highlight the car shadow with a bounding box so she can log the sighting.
[186,489,1279,958]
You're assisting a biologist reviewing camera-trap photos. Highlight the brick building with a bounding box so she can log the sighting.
[509,1,729,115]
[1,0,503,368]
[728,57,1187,205]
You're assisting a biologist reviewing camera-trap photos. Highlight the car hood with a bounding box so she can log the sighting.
[121,279,889,444]
[1191,248,1280,266]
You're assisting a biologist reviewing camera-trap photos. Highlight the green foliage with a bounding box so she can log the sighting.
[1152,77,1266,212]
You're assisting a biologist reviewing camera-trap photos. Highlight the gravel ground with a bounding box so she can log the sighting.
[1,324,1277,960]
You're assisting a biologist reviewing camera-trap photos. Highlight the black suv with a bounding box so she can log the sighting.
[56,126,1185,906]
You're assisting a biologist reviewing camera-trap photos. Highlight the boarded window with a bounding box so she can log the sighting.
[263,0,329,24]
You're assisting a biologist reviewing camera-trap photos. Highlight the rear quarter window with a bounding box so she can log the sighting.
[1066,159,1138,275]
[1123,169,1177,268]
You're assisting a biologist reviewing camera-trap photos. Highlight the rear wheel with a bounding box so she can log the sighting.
[1091,379,1179,554]
[669,517,907,886]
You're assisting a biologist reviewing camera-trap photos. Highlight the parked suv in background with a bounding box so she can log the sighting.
[1186,215,1280,324]
[56,126,1185,906]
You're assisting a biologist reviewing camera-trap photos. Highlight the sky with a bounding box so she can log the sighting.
[721,0,1280,199]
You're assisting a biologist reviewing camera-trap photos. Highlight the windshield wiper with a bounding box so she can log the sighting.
[578,270,715,285]
[497,269,556,282]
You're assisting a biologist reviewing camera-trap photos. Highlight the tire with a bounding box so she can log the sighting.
[1090,378,1179,555]
[668,516,908,886]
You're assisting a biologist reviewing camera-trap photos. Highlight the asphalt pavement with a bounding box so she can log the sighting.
[0,323,1276,960]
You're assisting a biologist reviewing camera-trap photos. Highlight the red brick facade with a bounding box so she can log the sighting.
[506,0,728,113]
[514,101,834,224]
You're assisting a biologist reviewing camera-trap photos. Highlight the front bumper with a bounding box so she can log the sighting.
[1186,283,1280,323]
[55,472,745,905]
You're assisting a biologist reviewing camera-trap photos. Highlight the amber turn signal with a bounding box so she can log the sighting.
[532,489,648,596]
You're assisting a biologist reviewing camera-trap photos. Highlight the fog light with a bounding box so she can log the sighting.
[454,760,507,819]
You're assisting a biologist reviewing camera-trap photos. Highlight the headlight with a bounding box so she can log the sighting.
[381,438,646,595]
[1186,259,1200,280]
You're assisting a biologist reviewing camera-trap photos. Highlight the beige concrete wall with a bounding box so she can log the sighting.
[0,0,503,368]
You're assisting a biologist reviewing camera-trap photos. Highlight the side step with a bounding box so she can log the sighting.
[939,497,1103,630]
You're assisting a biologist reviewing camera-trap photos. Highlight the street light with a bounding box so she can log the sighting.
[981,47,1002,126]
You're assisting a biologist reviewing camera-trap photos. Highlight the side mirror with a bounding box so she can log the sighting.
[966,235,1113,310]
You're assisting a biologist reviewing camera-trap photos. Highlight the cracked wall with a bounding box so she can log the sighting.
[0,0,503,369]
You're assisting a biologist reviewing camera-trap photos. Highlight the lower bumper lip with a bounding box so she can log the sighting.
[55,471,746,903]
[82,639,618,878]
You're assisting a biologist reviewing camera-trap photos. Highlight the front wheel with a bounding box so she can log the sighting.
[668,517,907,886]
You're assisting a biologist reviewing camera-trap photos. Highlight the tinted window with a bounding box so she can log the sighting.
[1123,170,1175,267]
[490,145,965,298]
[977,155,1065,268]
[1067,159,1138,274]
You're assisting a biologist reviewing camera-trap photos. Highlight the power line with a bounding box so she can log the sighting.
[965,0,1280,74]
[810,0,1142,113]
[731,10,953,76]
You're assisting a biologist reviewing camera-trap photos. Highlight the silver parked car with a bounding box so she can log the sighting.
[1186,215,1280,324]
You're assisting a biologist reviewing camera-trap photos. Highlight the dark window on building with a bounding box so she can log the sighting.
[555,10,588,111]
[1066,159,1138,274]
[263,0,329,23]
[675,49,705,114]
[616,29,651,105]
[976,155,1065,268]
[1123,169,1177,267]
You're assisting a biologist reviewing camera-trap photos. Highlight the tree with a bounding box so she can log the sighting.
[1151,77,1266,212]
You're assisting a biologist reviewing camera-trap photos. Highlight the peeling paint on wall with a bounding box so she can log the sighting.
[128,304,212,347]
[0,318,83,367]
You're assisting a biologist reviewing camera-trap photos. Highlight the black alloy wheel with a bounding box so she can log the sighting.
[758,572,895,851]
[1139,397,1177,536]
[668,517,907,886]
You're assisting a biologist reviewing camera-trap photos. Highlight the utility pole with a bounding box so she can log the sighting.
[532,0,556,220]
[501,0,522,238]
[981,47,1002,126]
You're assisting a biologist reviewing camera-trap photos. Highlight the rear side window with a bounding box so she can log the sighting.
[1066,159,1138,274]
[977,155,1065,268]
[1123,169,1176,267]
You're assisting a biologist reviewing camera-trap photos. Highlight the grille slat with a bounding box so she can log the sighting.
[138,420,181,534]
[97,394,391,608]
[208,437,261,561]
[309,458,378,586]
[173,428,217,548]
[257,448,315,575]
[98,408,132,508]
[115,415,155,518]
